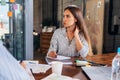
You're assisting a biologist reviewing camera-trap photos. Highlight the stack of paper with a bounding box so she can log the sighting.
[18,60,51,73]
[47,55,71,60]
[46,55,72,65]
[27,64,51,73]
[22,60,39,64]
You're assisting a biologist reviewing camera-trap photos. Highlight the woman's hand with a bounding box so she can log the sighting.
[48,51,57,58]
[74,27,83,51]
[20,61,26,69]
[74,27,79,37]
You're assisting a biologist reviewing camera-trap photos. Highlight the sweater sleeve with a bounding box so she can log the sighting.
[47,30,58,56]
[77,33,89,58]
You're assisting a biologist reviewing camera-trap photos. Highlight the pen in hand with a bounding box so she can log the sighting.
[48,51,57,58]
[19,60,26,69]
[30,68,34,75]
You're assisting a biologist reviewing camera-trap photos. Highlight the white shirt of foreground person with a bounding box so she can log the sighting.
[0,40,34,80]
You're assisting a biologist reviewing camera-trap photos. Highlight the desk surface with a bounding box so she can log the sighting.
[86,53,116,66]
[34,53,116,80]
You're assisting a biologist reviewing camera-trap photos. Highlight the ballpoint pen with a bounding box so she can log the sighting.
[30,68,34,75]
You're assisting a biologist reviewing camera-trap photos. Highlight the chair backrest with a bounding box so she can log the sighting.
[40,32,53,54]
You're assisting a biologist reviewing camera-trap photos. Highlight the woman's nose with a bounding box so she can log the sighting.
[63,17,67,22]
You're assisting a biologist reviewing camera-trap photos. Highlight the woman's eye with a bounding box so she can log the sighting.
[63,15,71,19]
[66,15,70,18]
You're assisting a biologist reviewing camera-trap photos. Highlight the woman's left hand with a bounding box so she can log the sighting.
[20,61,26,69]
[74,27,79,37]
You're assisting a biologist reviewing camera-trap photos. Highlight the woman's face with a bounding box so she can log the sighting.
[63,9,77,28]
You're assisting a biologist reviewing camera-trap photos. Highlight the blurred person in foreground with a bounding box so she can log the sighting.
[0,40,35,80]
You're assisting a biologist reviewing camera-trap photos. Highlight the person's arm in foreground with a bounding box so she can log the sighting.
[0,40,34,80]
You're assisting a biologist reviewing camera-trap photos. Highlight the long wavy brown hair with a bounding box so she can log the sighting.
[64,5,93,55]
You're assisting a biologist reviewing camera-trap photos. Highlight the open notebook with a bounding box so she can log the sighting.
[19,60,51,73]
[82,66,111,80]
[46,55,72,65]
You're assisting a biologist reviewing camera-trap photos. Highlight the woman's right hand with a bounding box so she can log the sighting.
[48,51,57,58]
[20,61,26,69]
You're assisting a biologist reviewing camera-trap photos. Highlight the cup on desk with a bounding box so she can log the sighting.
[51,61,63,75]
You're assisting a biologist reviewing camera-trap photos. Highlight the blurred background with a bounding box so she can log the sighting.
[0,0,120,60]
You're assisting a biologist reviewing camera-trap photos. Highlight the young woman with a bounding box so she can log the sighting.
[47,5,92,58]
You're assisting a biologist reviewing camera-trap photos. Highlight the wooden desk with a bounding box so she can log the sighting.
[34,53,116,80]
[86,53,116,66]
